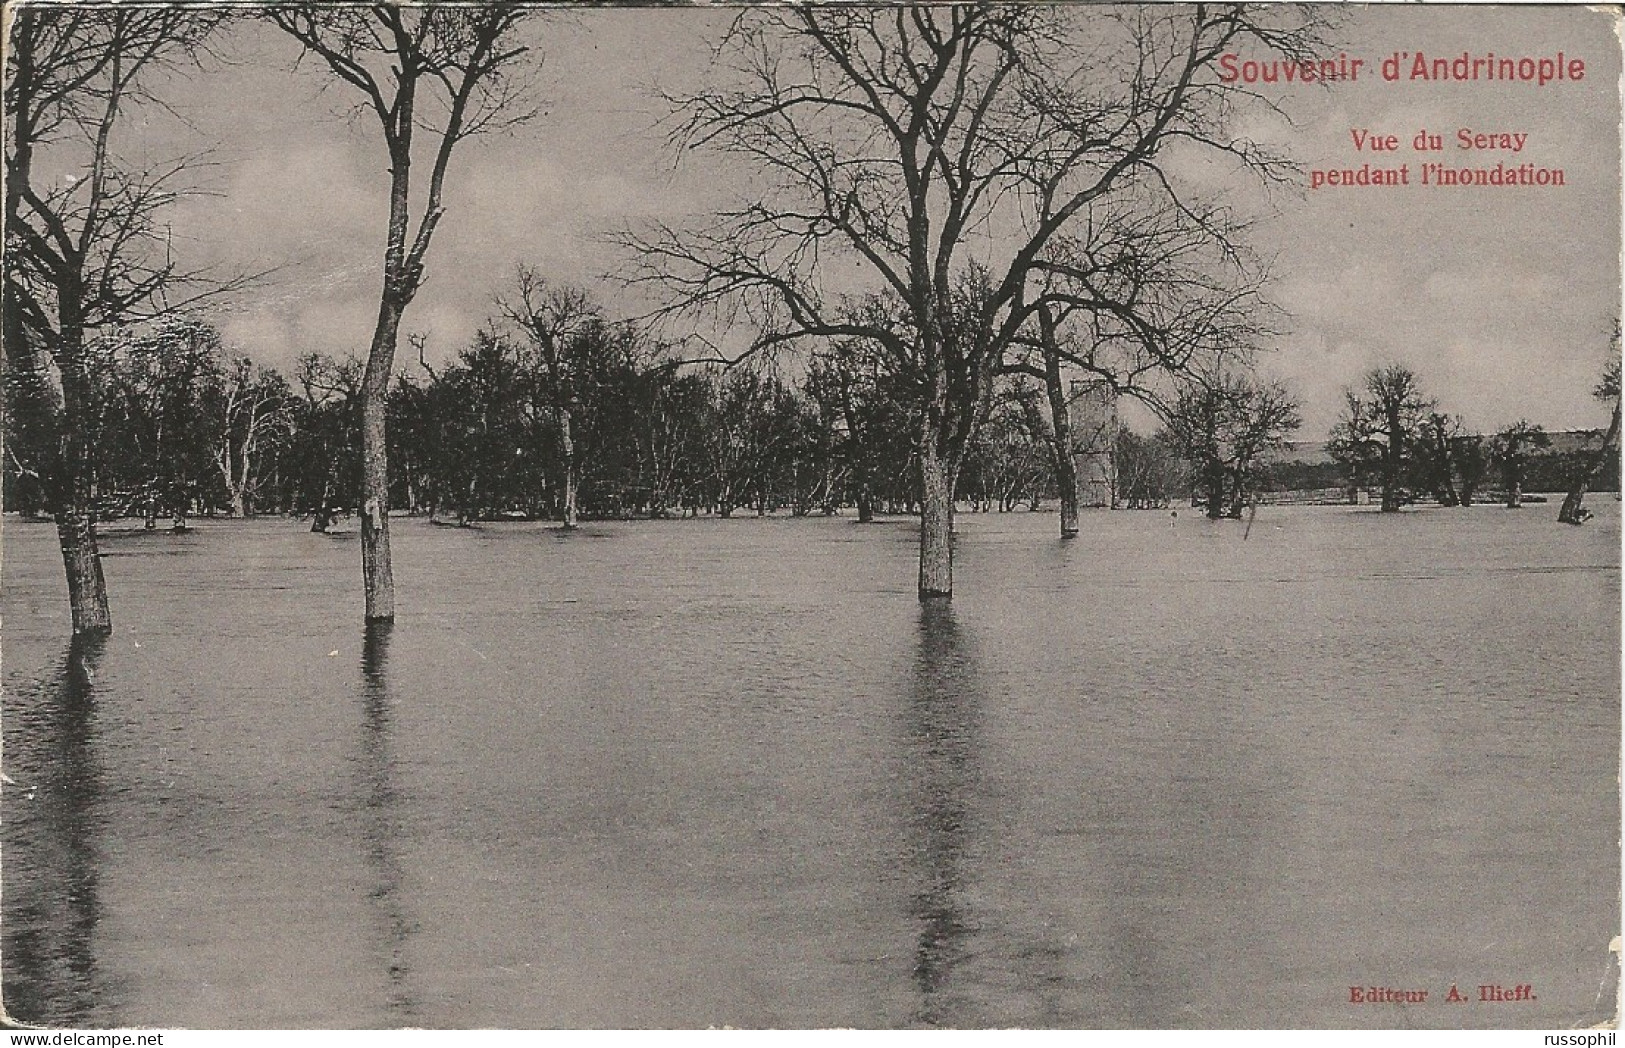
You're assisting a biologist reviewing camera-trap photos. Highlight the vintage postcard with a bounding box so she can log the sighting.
[2,1,1619,1032]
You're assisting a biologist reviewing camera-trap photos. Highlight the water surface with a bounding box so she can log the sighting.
[3,503,1618,1027]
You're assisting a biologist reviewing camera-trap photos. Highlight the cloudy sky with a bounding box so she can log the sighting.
[129,4,1622,438]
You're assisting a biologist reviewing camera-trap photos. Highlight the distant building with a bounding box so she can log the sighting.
[1067,380,1118,507]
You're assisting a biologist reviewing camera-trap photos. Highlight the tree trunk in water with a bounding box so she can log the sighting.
[311,478,333,532]
[853,458,875,521]
[1381,427,1403,512]
[56,512,111,635]
[1040,309,1080,539]
[5,87,108,634]
[1558,483,1590,524]
[360,299,403,622]
[1558,485,1588,523]
[54,355,112,634]
[917,442,954,600]
[1205,465,1225,520]
[559,404,578,530]
[1560,400,1622,524]
[1505,480,1522,509]
[1054,457,1080,537]
[1227,465,1251,519]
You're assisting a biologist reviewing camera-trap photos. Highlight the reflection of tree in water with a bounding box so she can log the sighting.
[4,636,107,1026]
[901,604,1082,1027]
[904,602,984,1027]
[358,621,417,1022]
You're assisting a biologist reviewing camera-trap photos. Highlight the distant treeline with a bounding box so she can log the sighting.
[3,317,1616,527]
[1264,453,1619,501]
[2,314,1051,526]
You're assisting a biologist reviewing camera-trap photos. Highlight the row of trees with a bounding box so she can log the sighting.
[0,4,1349,627]
[7,5,1617,635]
[7,292,1615,613]
[1,291,1250,530]
[1329,361,1622,515]
[10,279,1615,556]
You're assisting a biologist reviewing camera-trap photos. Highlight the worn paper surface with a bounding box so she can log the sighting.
[1,1,1619,1031]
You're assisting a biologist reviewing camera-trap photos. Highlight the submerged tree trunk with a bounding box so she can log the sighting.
[53,348,113,634]
[4,20,107,637]
[1040,308,1080,539]
[1381,417,1404,512]
[311,475,335,533]
[1227,467,1247,519]
[1204,463,1226,520]
[917,441,954,600]
[1559,400,1622,524]
[851,446,875,521]
[56,511,112,635]
[360,297,403,622]
[271,6,535,622]
[1437,470,1459,508]
[559,403,578,530]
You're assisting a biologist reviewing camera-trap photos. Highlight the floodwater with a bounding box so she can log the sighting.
[1,501,1618,1029]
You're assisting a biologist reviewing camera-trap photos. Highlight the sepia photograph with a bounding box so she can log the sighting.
[1,0,1620,1031]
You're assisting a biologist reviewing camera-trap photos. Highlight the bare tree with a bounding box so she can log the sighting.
[1558,328,1621,525]
[1166,370,1300,519]
[4,8,222,633]
[271,6,537,621]
[499,269,604,531]
[102,318,224,531]
[810,315,921,524]
[1115,426,1182,509]
[1414,412,1468,507]
[292,352,363,533]
[213,356,295,518]
[1488,420,1549,509]
[1008,194,1274,535]
[1329,365,1434,513]
[624,5,1319,598]
[1220,376,1300,517]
